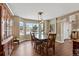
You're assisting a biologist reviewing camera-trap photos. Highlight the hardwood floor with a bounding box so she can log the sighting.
[11,39,73,56]
[55,39,73,56]
[11,41,39,56]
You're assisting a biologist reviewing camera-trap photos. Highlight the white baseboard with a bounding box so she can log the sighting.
[56,40,64,43]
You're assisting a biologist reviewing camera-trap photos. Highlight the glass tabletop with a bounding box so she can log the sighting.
[35,33,48,40]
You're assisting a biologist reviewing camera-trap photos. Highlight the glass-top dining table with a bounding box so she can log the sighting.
[34,32,48,42]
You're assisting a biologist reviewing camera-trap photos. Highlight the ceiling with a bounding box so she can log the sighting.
[8,3,79,20]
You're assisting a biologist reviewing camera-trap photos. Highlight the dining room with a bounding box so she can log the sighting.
[1,3,79,56]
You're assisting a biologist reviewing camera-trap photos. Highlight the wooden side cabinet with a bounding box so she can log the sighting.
[0,3,14,56]
[0,4,4,56]
[0,45,5,56]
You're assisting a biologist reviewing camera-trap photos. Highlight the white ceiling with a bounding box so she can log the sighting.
[8,3,79,20]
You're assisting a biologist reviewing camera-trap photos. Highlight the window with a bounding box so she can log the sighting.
[26,23,32,34]
[19,21,39,35]
[2,19,13,40]
[1,6,13,41]
[4,19,7,39]
[19,22,25,35]
[7,19,10,37]
[26,23,39,34]
[9,19,13,35]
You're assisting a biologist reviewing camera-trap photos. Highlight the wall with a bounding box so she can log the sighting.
[13,16,19,38]
[69,13,79,30]
[44,20,50,34]
[56,17,63,43]
[49,18,56,33]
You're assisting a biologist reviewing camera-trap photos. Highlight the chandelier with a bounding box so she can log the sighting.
[38,11,44,23]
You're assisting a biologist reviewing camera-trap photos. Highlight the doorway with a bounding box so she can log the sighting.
[61,18,72,42]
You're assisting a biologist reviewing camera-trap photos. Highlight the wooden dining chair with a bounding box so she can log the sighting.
[71,31,77,55]
[71,31,79,56]
[13,36,19,46]
[30,33,42,54]
[30,33,37,49]
[30,32,35,45]
[30,32,35,40]
[42,33,56,55]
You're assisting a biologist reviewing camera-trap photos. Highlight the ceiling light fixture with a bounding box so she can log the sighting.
[38,11,44,23]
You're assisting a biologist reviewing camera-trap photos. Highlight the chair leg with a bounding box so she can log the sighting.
[53,45,55,55]
[35,44,37,50]
[73,49,77,56]
[18,41,19,45]
[46,47,48,56]
[40,44,44,56]
[40,45,45,56]
[39,45,41,54]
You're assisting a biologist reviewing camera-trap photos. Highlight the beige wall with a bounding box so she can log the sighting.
[49,18,56,33]
[12,16,19,38]
[69,12,79,30]
[56,17,63,43]
[44,20,50,34]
